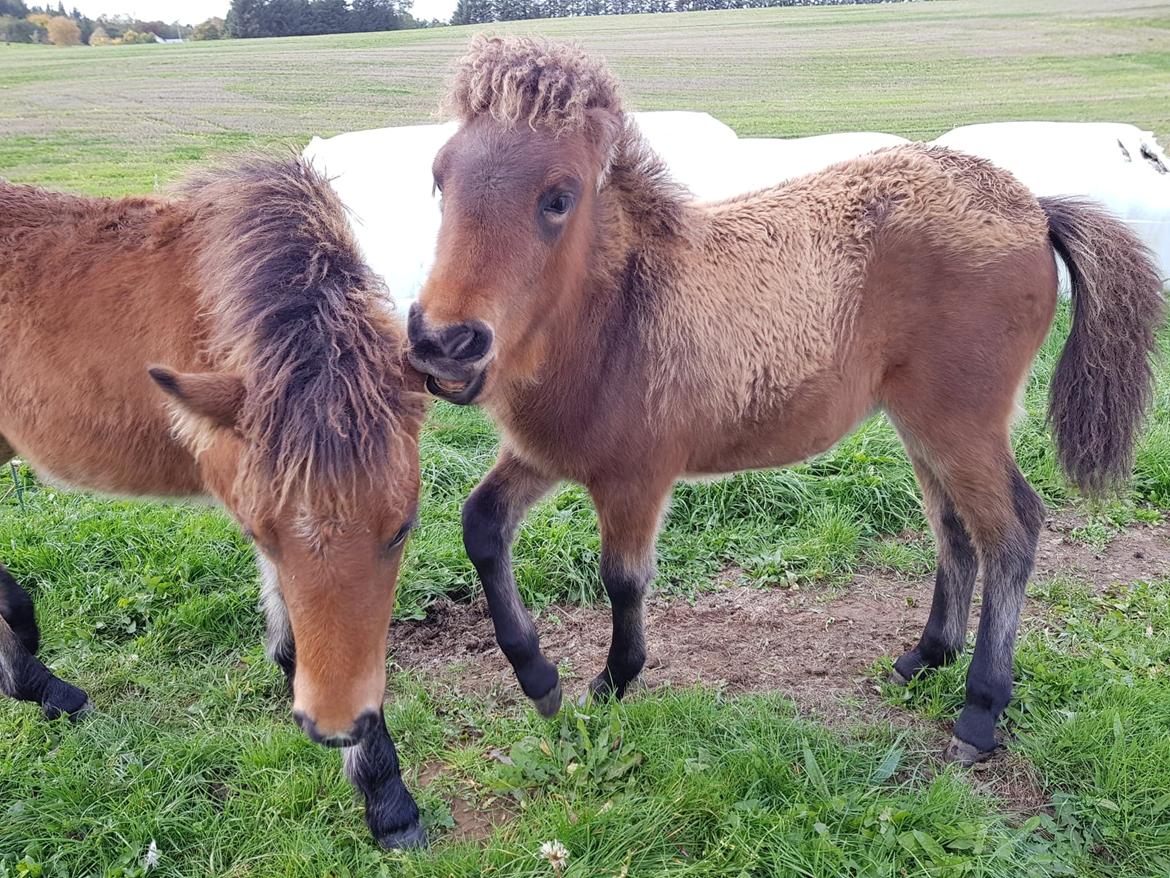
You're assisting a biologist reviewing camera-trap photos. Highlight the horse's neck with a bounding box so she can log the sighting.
[492,198,685,478]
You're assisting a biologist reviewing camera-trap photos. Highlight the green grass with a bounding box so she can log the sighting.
[3,0,1170,875]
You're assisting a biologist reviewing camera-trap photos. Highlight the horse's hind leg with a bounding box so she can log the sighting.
[945,454,1043,764]
[892,457,979,681]
[0,565,90,719]
[894,428,1043,763]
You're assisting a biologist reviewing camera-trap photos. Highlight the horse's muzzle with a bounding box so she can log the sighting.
[406,303,492,405]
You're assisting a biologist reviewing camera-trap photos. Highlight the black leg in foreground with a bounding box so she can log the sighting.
[0,566,89,719]
[947,468,1044,764]
[462,451,561,716]
[343,709,426,849]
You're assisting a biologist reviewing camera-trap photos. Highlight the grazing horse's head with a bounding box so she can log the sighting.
[152,159,427,746]
[409,35,625,404]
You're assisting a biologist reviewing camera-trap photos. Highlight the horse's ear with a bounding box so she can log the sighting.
[149,366,245,430]
[585,107,624,162]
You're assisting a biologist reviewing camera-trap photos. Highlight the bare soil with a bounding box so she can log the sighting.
[392,512,1169,837]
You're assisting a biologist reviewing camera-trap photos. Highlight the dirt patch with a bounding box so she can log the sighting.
[390,512,1169,818]
[416,762,515,843]
[1034,511,1169,588]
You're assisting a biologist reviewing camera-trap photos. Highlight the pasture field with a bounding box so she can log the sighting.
[2,1,1170,875]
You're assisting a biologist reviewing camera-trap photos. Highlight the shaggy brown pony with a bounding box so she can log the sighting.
[0,158,429,848]
[409,36,1166,765]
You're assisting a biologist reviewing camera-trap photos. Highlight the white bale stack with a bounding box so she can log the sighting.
[303,114,1170,308]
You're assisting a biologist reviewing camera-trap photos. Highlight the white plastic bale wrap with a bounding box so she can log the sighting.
[303,114,1170,308]
[932,122,1170,293]
[304,121,458,312]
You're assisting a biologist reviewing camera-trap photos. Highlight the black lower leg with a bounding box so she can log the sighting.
[463,479,560,715]
[950,470,1044,762]
[0,565,88,718]
[589,555,650,700]
[343,710,426,850]
[894,499,978,681]
[1,565,40,655]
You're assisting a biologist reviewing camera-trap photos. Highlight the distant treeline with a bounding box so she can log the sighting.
[452,0,894,23]
[0,0,223,43]
[2,0,902,44]
[224,0,416,37]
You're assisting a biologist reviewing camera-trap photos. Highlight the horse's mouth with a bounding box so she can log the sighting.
[425,367,487,405]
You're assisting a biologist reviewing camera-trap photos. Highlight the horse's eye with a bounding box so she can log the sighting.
[544,193,574,217]
[386,520,413,552]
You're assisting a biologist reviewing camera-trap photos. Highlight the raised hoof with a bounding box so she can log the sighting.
[375,821,428,851]
[943,735,996,766]
[41,680,91,721]
[531,680,563,718]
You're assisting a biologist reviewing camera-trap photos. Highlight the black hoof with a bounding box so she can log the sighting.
[531,680,562,718]
[887,668,911,687]
[41,679,90,721]
[583,671,642,705]
[943,735,996,766]
[892,650,931,683]
[375,821,428,850]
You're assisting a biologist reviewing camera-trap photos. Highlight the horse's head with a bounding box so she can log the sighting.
[150,364,425,745]
[409,35,624,404]
[155,157,428,746]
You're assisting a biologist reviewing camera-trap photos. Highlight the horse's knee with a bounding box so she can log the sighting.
[462,486,507,568]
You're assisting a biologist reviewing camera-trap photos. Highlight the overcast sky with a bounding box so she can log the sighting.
[68,0,458,25]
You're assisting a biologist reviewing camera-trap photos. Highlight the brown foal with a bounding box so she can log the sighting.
[0,158,429,847]
[408,36,1165,764]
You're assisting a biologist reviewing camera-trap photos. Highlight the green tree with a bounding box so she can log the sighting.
[352,0,402,31]
[225,0,264,37]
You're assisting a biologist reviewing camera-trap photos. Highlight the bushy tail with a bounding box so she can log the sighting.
[1042,196,1165,495]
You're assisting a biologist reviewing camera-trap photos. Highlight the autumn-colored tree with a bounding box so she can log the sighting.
[88,24,109,44]
[191,16,224,39]
[46,14,80,44]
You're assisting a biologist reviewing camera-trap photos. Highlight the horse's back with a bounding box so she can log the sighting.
[0,182,204,496]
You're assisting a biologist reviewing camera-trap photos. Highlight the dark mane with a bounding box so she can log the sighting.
[179,156,419,511]
[606,121,692,240]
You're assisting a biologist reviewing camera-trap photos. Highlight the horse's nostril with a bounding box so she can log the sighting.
[295,708,380,748]
[447,327,476,358]
[440,322,492,362]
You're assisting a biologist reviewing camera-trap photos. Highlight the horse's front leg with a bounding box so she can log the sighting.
[256,557,424,848]
[0,565,89,719]
[461,449,560,715]
[586,476,673,701]
[343,711,425,849]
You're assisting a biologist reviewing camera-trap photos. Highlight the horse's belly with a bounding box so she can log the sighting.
[684,369,876,477]
[0,414,202,499]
